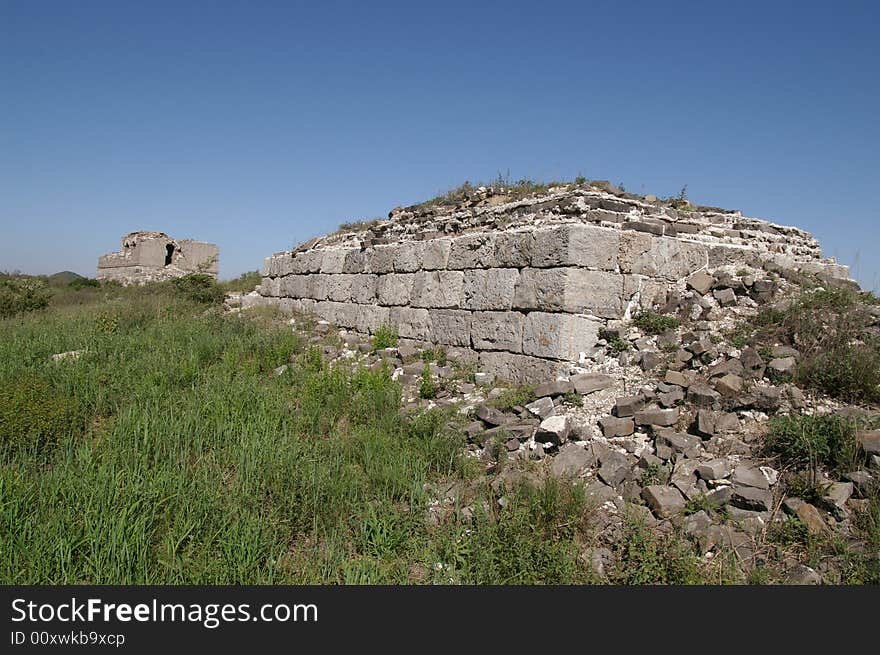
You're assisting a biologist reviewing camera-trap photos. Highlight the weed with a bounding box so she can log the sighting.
[419,365,437,400]
[765,414,864,473]
[372,324,399,350]
[490,385,535,411]
[632,311,680,335]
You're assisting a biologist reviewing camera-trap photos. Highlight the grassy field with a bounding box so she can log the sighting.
[3,276,876,584]
[0,279,613,584]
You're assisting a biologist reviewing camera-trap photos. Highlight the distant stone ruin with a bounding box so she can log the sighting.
[252,184,853,382]
[97,231,218,285]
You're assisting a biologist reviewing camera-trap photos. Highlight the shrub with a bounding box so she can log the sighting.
[170,274,225,304]
[0,275,52,318]
[632,311,680,335]
[372,324,399,350]
[419,365,437,400]
[220,271,261,293]
[0,376,79,458]
[490,385,534,411]
[67,277,100,290]
[765,414,863,473]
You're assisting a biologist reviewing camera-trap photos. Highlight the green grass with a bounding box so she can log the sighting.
[489,385,535,411]
[632,311,680,335]
[747,287,880,404]
[765,414,871,474]
[220,270,261,293]
[372,324,399,351]
[0,286,612,585]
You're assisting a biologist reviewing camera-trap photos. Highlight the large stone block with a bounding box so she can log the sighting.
[470,311,524,352]
[393,242,423,273]
[261,257,272,277]
[421,238,452,270]
[343,250,368,274]
[429,309,472,347]
[377,273,415,306]
[356,305,391,334]
[512,268,567,311]
[260,277,281,297]
[307,274,330,300]
[279,275,307,298]
[368,245,396,274]
[563,269,626,318]
[411,271,464,308]
[320,249,348,274]
[389,307,432,340]
[448,233,497,269]
[350,274,378,304]
[462,269,519,310]
[495,231,535,268]
[478,351,564,385]
[522,312,602,361]
[326,275,354,302]
[531,224,619,269]
[275,254,295,277]
[292,250,323,274]
[618,232,708,279]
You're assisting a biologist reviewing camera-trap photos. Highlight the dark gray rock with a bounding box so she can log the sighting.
[731,486,773,512]
[614,394,645,418]
[642,485,687,518]
[570,373,614,395]
[534,380,574,398]
[598,415,635,438]
[549,443,596,478]
[634,407,680,427]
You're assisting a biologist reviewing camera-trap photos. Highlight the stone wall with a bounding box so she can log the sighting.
[255,187,851,383]
[97,231,219,285]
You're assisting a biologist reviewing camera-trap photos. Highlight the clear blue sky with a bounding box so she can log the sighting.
[2,1,878,290]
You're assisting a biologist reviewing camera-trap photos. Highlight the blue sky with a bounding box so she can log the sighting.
[2,1,878,289]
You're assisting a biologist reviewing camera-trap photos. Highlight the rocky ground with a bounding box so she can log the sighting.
[226,262,880,584]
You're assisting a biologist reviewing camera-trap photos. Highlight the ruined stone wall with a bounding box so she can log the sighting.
[97,231,219,285]
[255,188,851,383]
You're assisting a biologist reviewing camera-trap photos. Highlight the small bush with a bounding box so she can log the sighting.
[0,376,79,458]
[372,324,399,350]
[0,275,52,318]
[765,414,862,473]
[490,385,534,411]
[67,277,100,290]
[170,274,225,304]
[632,311,680,335]
[599,329,630,353]
[220,271,261,293]
[419,365,437,400]
[610,514,703,584]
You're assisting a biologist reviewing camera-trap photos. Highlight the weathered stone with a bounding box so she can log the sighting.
[462,268,519,310]
[731,486,773,512]
[686,270,715,295]
[642,485,687,518]
[475,405,511,427]
[768,357,797,376]
[795,503,828,536]
[598,451,632,488]
[571,373,614,395]
[98,231,219,284]
[550,443,596,478]
[664,370,691,388]
[563,269,626,318]
[531,224,619,269]
[534,380,574,398]
[715,374,744,397]
[731,466,770,490]
[657,431,702,456]
[512,268,566,311]
[713,287,737,306]
[522,312,601,361]
[696,459,730,481]
[494,231,534,268]
[525,397,555,419]
[687,383,721,408]
[448,233,497,269]
[421,238,452,270]
[614,395,645,418]
[410,271,464,308]
[478,351,562,385]
[536,415,570,445]
[470,311,524,352]
[599,416,635,438]
[634,407,679,427]
[428,309,472,347]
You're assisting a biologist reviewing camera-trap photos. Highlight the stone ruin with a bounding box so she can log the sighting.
[252,184,853,383]
[97,231,219,285]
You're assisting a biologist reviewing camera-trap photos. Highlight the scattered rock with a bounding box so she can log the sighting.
[535,415,570,445]
[642,485,687,518]
[598,415,635,438]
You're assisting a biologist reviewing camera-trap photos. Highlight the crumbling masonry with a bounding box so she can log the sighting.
[97,231,219,285]
[253,186,851,383]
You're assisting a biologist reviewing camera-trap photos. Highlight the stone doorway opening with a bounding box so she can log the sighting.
[164,244,174,266]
